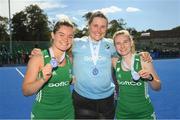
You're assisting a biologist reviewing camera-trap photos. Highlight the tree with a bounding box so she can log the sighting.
[126,27,140,40]
[0,16,9,41]
[83,12,92,21]
[12,11,27,41]
[106,19,126,38]
[172,26,180,31]
[74,27,88,38]
[12,4,50,41]
[81,12,92,36]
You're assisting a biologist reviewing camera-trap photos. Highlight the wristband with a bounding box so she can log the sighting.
[148,74,154,81]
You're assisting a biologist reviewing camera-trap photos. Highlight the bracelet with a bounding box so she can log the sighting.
[39,70,46,81]
[148,74,154,81]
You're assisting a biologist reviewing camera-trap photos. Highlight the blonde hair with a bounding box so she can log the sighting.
[113,30,135,53]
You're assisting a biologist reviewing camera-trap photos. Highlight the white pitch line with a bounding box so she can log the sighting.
[15,67,24,78]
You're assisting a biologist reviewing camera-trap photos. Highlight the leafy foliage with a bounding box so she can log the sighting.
[0,16,9,41]
[11,5,50,41]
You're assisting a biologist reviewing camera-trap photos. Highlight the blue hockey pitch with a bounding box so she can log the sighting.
[0,59,180,119]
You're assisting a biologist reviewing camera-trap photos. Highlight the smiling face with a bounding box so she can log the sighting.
[51,25,74,51]
[88,17,107,41]
[114,34,133,56]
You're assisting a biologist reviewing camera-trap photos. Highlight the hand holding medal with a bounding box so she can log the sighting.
[39,64,53,82]
[138,70,154,81]
[39,48,66,82]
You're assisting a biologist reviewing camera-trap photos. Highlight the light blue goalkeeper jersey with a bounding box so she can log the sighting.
[72,36,116,99]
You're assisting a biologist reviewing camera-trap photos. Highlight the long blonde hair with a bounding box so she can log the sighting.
[113,30,136,54]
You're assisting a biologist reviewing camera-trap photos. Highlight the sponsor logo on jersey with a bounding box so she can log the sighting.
[105,44,110,49]
[48,81,69,87]
[118,80,142,86]
[84,56,106,62]
[81,45,87,49]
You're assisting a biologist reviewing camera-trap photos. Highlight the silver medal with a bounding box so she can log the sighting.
[92,68,99,75]
[50,57,58,68]
[131,70,140,81]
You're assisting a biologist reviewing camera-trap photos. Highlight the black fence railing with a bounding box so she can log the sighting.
[0,41,50,66]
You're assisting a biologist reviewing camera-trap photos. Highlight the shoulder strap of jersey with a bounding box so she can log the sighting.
[42,49,51,66]
[134,54,141,72]
[115,57,123,79]
[116,57,122,67]
[65,53,71,66]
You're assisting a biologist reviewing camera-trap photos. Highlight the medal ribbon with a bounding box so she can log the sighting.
[89,39,101,66]
[131,54,140,80]
[122,54,140,80]
[49,47,65,64]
